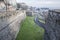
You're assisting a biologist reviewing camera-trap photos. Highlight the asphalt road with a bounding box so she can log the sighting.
[34,17,45,29]
[34,17,57,40]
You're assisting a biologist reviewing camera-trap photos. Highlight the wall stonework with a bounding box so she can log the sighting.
[44,10,60,40]
[0,10,26,40]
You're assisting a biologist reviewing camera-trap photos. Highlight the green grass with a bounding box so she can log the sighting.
[16,16,44,40]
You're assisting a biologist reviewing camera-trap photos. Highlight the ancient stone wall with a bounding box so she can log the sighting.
[0,10,26,40]
[44,10,60,40]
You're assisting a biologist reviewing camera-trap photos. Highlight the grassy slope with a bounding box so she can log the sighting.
[16,16,44,40]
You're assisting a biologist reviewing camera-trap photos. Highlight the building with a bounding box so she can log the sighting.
[38,8,49,20]
[6,0,17,6]
[0,0,6,11]
[26,10,34,16]
[0,0,17,11]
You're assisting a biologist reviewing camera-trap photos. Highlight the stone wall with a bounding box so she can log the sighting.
[0,10,26,40]
[44,10,60,40]
[26,10,35,16]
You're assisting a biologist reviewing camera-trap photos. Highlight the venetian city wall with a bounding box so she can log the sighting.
[0,10,26,40]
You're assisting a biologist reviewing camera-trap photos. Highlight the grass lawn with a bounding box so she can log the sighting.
[16,16,44,40]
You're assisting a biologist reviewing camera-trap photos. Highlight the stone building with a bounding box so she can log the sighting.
[0,0,6,11]
[26,10,34,16]
[0,0,17,11]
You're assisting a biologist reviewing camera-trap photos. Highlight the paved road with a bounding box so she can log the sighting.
[34,17,49,31]
[34,17,45,29]
[34,17,49,40]
[34,17,57,40]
